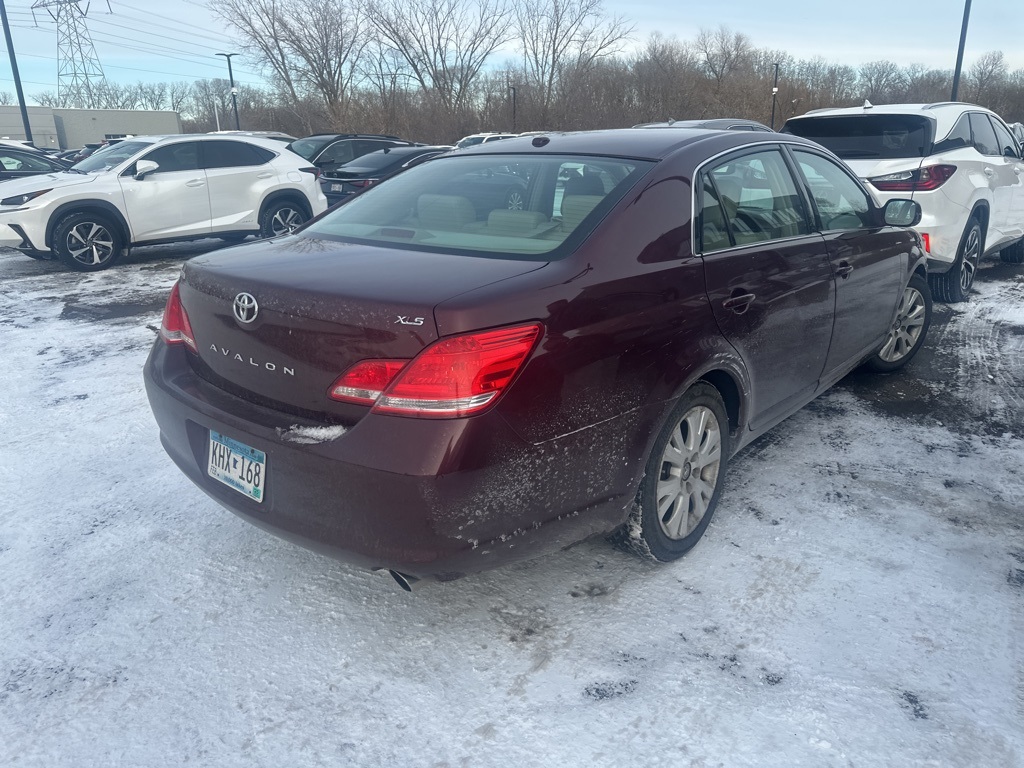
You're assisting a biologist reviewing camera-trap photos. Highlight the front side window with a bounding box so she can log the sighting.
[139,142,200,174]
[990,117,1021,159]
[302,154,652,259]
[969,113,1000,156]
[793,150,872,231]
[702,149,810,247]
[318,141,355,165]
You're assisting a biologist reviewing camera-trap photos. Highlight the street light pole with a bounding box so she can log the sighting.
[0,0,33,143]
[770,62,780,130]
[216,52,241,130]
[508,84,517,132]
[950,0,972,101]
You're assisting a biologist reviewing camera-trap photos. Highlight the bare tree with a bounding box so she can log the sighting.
[514,0,632,122]
[366,0,516,115]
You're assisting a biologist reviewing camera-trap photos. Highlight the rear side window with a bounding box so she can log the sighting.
[784,115,933,159]
[933,114,972,154]
[0,151,55,172]
[318,141,355,165]
[202,140,274,169]
[990,118,1021,159]
[969,113,1000,156]
[701,149,811,249]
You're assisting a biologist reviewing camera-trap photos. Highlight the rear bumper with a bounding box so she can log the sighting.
[144,341,639,581]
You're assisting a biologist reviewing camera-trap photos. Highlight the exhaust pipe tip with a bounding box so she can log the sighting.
[389,570,424,592]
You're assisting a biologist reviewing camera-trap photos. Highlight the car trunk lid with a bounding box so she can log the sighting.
[177,235,547,420]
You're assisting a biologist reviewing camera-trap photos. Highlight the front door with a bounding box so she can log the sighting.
[698,148,836,431]
[119,141,210,241]
[790,148,904,372]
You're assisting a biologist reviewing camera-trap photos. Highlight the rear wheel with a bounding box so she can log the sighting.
[929,218,981,303]
[999,239,1024,264]
[616,383,730,562]
[864,273,932,372]
[259,200,308,238]
[52,212,124,272]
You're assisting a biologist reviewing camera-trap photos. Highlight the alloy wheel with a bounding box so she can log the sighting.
[66,222,115,266]
[878,284,927,362]
[960,226,980,293]
[655,405,722,540]
[506,190,524,210]
[270,207,303,236]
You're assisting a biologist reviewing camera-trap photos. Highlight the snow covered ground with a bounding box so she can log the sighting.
[1,245,1022,767]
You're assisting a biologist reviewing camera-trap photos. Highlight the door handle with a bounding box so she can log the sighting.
[185,179,206,187]
[722,292,755,313]
[835,262,854,279]
[257,172,274,179]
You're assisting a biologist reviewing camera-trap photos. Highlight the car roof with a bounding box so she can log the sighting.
[298,133,404,141]
[634,118,772,131]
[785,101,999,141]
[451,128,813,161]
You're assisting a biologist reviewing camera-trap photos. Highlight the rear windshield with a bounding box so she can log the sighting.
[288,137,333,160]
[301,154,653,260]
[784,115,934,159]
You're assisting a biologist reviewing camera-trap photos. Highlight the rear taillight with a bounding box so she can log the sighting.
[870,164,956,192]
[329,360,408,405]
[349,179,378,188]
[327,323,542,418]
[299,166,321,179]
[921,233,931,253]
[159,281,197,352]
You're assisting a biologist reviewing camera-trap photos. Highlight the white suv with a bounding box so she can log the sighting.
[0,134,328,271]
[783,103,1024,302]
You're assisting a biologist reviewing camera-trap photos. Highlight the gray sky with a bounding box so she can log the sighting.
[2,0,1020,99]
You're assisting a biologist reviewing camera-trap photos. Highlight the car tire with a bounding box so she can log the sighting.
[929,217,981,303]
[259,200,308,238]
[504,187,525,211]
[999,239,1024,264]
[52,212,124,272]
[615,382,730,562]
[864,273,932,373]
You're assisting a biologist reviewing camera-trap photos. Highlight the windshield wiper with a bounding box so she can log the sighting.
[63,167,87,174]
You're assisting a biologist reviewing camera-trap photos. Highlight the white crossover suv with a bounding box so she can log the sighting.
[0,134,328,271]
[783,102,1024,302]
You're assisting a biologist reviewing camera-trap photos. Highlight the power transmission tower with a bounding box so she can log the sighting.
[31,0,110,108]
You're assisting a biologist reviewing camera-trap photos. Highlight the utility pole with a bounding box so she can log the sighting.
[951,0,972,101]
[0,0,32,142]
[770,63,780,130]
[216,52,241,130]
[508,84,517,132]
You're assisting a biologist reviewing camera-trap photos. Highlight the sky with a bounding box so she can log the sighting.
[1,242,1023,765]
[0,0,1021,101]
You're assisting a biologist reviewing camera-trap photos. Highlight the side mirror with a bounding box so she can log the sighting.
[882,198,921,227]
[134,159,159,180]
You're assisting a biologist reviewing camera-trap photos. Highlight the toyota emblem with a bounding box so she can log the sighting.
[233,292,259,324]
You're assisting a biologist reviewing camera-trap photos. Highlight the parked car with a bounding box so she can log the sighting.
[287,133,414,173]
[783,102,1024,302]
[1010,122,1024,145]
[209,130,296,144]
[0,146,69,181]
[144,128,930,590]
[455,132,517,148]
[634,118,773,131]
[321,145,453,206]
[0,134,327,270]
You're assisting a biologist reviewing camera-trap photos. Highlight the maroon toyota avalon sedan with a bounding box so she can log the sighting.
[144,129,931,589]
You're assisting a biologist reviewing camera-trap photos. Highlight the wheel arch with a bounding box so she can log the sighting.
[968,200,989,249]
[259,189,313,221]
[45,200,131,249]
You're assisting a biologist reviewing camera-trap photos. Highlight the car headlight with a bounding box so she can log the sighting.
[1,189,52,206]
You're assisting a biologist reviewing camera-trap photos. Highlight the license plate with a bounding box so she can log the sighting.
[330,183,344,192]
[208,430,266,503]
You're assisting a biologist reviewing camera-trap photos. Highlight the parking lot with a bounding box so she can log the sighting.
[1,243,1022,767]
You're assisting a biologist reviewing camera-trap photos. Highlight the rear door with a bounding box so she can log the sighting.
[969,112,1016,241]
[201,140,278,234]
[789,147,904,372]
[119,140,210,241]
[698,147,836,431]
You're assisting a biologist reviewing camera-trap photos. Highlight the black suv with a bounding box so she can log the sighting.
[287,134,416,173]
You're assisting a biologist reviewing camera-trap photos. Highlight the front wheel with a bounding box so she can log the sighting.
[929,218,981,303]
[616,382,730,562]
[864,273,932,372]
[52,212,124,272]
[259,201,308,238]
